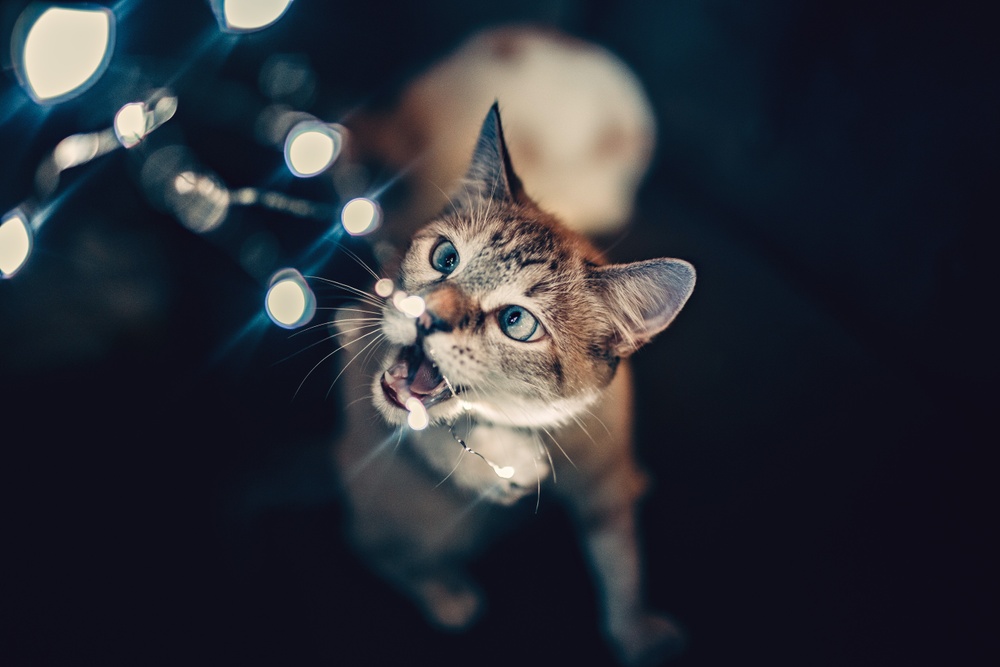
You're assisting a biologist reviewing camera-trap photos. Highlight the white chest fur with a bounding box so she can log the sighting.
[409,422,552,505]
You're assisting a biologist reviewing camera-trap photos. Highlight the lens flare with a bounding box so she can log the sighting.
[284,121,341,177]
[265,268,316,329]
[374,278,394,297]
[169,171,230,233]
[0,210,33,278]
[114,102,149,148]
[405,397,429,431]
[13,4,115,103]
[340,197,381,236]
[211,0,294,33]
[52,133,101,170]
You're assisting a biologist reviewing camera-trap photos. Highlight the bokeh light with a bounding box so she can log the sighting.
[52,133,100,171]
[392,292,425,319]
[210,0,295,33]
[265,268,316,329]
[284,121,342,177]
[114,102,150,148]
[170,171,230,233]
[374,278,394,297]
[405,397,429,430]
[340,197,381,236]
[12,4,115,104]
[0,209,33,278]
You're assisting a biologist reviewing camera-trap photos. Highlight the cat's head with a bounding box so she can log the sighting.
[373,103,694,429]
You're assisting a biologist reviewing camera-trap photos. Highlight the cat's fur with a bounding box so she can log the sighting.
[332,104,694,666]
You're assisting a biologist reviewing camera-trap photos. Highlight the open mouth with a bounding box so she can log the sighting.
[380,344,453,411]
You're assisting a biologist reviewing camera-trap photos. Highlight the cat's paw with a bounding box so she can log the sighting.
[414,576,485,631]
[608,612,686,667]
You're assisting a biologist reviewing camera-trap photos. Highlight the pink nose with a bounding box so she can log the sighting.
[417,282,472,333]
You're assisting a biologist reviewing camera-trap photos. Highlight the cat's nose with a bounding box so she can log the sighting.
[417,308,452,334]
[417,283,471,334]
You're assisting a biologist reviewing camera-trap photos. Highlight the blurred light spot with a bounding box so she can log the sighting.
[169,171,229,233]
[397,294,425,319]
[53,133,100,170]
[259,53,315,105]
[114,102,149,148]
[374,278,394,298]
[13,4,115,103]
[211,0,294,33]
[284,121,341,177]
[494,466,515,479]
[0,209,33,278]
[405,397,429,431]
[341,197,381,236]
[265,268,316,329]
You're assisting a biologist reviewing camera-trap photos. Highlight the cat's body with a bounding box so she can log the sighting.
[332,98,694,665]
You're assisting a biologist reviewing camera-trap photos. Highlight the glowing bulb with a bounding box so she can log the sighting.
[13,5,115,103]
[0,210,33,278]
[53,133,100,170]
[494,466,515,479]
[114,102,149,148]
[374,278,394,297]
[212,0,294,33]
[398,295,426,319]
[341,197,381,236]
[284,121,341,177]
[405,397,429,430]
[265,268,316,329]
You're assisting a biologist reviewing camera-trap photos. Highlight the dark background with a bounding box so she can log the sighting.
[1,1,995,665]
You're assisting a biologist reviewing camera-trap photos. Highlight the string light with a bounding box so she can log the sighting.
[114,102,150,148]
[209,0,295,33]
[0,209,33,279]
[284,120,342,177]
[405,397,430,430]
[340,197,381,236]
[11,4,116,104]
[264,268,316,329]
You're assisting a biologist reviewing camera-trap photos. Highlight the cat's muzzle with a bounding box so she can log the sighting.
[380,343,453,411]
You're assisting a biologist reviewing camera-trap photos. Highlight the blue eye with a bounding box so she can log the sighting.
[498,305,543,342]
[430,239,459,274]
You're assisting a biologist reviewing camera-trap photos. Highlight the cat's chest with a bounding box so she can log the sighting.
[408,422,551,505]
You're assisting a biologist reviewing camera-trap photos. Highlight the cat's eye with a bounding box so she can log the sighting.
[430,239,459,274]
[497,305,544,342]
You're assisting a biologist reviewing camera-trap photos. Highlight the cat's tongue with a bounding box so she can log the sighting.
[409,354,443,394]
[381,345,449,409]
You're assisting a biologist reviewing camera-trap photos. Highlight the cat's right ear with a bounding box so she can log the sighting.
[460,102,529,205]
[593,258,696,357]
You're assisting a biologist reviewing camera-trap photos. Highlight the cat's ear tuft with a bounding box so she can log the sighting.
[463,102,528,204]
[594,258,695,357]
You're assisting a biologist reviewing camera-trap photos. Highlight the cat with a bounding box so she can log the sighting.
[330,102,695,666]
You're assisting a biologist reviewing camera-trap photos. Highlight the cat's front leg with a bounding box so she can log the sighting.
[580,504,685,666]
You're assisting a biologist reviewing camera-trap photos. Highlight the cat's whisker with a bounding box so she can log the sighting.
[305,275,386,310]
[319,305,383,316]
[325,331,388,400]
[581,407,613,438]
[334,242,384,282]
[538,436,557,484]
[294,327,384,400]
[434,445,468,489]
[539,424,577,470]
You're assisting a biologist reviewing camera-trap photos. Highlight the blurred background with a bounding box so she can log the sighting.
[1,1,995,665]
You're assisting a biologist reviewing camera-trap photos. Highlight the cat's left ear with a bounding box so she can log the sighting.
[462,102,530,204]
[593,258,696,357]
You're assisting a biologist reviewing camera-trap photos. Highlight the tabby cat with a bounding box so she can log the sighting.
[332,103,695,666]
